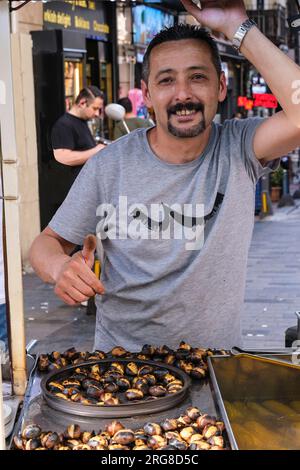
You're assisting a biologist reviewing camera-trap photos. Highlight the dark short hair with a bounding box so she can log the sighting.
[117,97,133,113]
[75,86,104,105]
[142,24,222,83]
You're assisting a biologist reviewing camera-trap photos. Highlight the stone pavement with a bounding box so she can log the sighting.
[22,202,300,354]
[242,202,300,350]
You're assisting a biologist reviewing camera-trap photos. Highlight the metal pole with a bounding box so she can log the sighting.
[0,1,27,395]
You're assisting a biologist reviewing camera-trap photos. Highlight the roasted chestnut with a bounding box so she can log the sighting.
[132,377,149,394]
[138,365,153,376]
[125,388,144,401]
[105,421,124,437]
[196,414,217,430]
[103,382,119,393]
[143,423,162,436]
[125,362,139,376]
[190,440,211,450]
[143,374,156,386]
[22,424,42,440]
[103,397,120,406]
[38,354,49,371]
[73,444,92,450]
[13,433,24,450]
[81,431,95,444]
[54,392,69,400]
[162,373,177,385]
[186,406,201,421]
[147,435,167,450]
[41,432,60,449]
[141,344,157,356]
[108,444,130,450]
[148,385,166,397]
[160,418,178,432]
[48,381,65,393]
[164,354,176,365]
[202,425,218,440]
[110,346,127,357]
[88,435,108,448]
[24,439,41,450]
[168,437,188,450]
[190,367,206,380]
[207,435,224,448]
[112,429,135,445]
[110,362,125,374]
[116,377,131,390]
[64,424,81,440]
[180,426,195,442]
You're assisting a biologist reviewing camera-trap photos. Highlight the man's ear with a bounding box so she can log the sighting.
[218,72,227,103]
[79,98,88,108]
[141,79,152,108]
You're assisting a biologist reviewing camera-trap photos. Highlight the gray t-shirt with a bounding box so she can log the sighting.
[49,118,278,351]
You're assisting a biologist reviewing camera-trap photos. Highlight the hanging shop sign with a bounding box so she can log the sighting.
[238,94,277,109]
[253,93,278,109]
[238,96,253,110]
[43,0,109,39]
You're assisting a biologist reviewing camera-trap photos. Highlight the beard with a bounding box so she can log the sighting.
[167,102,206,138]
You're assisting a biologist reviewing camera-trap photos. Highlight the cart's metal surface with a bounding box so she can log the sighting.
[11,359,220,445]
[208,351,300,450]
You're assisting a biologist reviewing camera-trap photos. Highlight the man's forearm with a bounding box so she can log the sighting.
[233,25,300,127]
[29,233,72,284]
[54,144,104,166]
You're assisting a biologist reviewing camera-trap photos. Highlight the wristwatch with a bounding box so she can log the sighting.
[231,19,256,52]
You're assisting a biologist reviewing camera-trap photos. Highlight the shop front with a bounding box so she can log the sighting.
[216,40,245,122]
[32,0,118,228]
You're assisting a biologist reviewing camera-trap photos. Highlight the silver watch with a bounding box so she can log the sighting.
[232,19,256,52]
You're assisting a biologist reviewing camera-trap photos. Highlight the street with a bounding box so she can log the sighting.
[23,202,300,354]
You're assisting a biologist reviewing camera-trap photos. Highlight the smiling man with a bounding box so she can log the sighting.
[30,1,300,352]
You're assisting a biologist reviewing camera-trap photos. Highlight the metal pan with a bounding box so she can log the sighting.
[41,359,191,418]
[208,353,300,450]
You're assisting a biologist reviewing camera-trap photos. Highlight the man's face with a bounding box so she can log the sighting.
[80,97,104,120]
[142,39,227,138]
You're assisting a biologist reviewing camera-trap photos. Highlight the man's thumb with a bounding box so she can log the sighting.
[81,234,97,266]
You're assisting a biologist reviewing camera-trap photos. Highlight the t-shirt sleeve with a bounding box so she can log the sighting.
[231,117,280,183]
[51,120,76,150]
[49,156,101,245]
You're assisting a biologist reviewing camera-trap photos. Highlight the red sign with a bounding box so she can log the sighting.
[253,93,278,109]
[238,96,247,107]
[245,100,254,110]
[238,96,253,110]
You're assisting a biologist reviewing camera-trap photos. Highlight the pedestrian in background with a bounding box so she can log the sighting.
[113,97,153,140]
[51,86,107,202]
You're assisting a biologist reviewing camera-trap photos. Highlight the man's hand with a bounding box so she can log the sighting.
[53,234,105,306]
[95,143,106,152]
[180,0,248,40]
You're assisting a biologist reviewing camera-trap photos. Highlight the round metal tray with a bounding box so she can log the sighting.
[41,359,191,418]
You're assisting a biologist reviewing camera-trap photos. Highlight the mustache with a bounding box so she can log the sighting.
[167,102,205,117]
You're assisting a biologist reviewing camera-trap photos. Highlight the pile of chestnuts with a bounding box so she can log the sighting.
[47,360,185,406]
[13,406,227,450]
[38,342,228,381]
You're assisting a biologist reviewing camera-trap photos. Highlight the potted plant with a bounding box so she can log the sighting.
[270,167,283,202]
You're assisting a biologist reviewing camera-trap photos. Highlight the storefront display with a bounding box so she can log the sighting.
[31,0,117,229]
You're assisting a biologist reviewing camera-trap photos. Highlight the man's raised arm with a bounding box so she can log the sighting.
[181,0,300,161]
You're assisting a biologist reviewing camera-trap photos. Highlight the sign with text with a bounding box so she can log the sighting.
[43,0,109,39]
[253,93,278,109]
